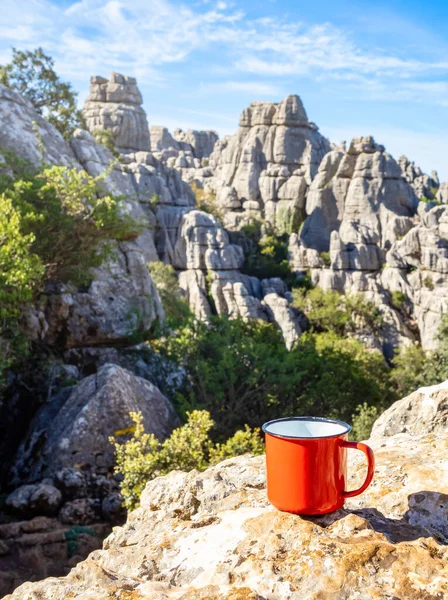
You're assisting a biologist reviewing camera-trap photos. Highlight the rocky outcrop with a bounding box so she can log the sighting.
[83,73,151,152]
[208,95,331,233]
[150,125,218,188]
[399,155,439,200]
[10,364,179,483]
[371,378,448,438]
[262,292,302,350]
[287,136,447,353]
[0,73,303,360]
[7,384,448,600]
[300,137,418,259]
[0,85,78,168]
[173,129,218,159]
[438,182,448,204]
[150,126,218,161]
[382,203,448,349]
[0,517,109,598]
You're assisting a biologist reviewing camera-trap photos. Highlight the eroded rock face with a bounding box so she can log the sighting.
[399,155,439,200]
[173,128,219,160]
[83,73,151,152]
[287,136,445,354]
[10,364,179,483]
[208,95,331,233]
[0,85,78,167]
[438,182,448,204]
[371,379,448,438]
[0,517,109,598]
[7,387,448,600]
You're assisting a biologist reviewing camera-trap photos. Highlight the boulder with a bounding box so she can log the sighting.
[7,390,448,599]
[6,484,62,517]
[26,243,165,348]
[59,499,99,525]
[10,364,179,482]
[83,73,151,152]
[371,379,448,439]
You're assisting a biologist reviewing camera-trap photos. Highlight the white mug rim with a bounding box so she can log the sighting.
[262,416,351,440]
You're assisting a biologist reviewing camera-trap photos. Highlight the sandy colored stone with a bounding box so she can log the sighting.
[7,420,447,599]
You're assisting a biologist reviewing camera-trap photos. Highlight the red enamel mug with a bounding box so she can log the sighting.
[262,416,375,515]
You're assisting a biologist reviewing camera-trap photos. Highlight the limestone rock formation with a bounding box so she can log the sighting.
[150,126,218,161]
[382,203,448,349]
[150,125,218,188]
[262,292,302,350]
[0,85,168,350]
[287,136,442,354]
[83,73,151,152]
[371,378,448,438]
[7,384,448,599]
[208,95,331,233]
[399,155,439,200]
[174,128,218,159]
[438,182,448,204]
[0,84,78,168]
[10,364,179,483]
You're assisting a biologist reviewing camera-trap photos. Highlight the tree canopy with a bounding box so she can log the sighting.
[0,47,84,138]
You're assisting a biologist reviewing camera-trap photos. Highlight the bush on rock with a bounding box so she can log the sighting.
[0,152,142,385]
[0,47,84,139]
[110,410,263,510]
[151,316,393,440]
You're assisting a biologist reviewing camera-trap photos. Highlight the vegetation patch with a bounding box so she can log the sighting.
[111,409,264,510]
[0,150,142,388]
[0,47,85,139]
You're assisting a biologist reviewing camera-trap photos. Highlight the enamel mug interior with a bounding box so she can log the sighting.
[262,417,351,439]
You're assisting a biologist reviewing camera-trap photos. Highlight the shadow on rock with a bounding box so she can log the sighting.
[302,490,448,545]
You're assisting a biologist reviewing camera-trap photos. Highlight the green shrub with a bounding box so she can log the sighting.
[1,162,142,285]
[241,227,295,284]
[110,410,263,510]
[240,220,263,241]
[0,48,84,139]
[0,154,142,384]
[191,182,223,221]
[420,195,440,205]
[423,276,435,291]
[293,288,349,334]
[391,290,406,309]
[319,251,331,267]
[390,342,441,398]
[152,316,393,439]
[149,262,192,329]
[92,129,119,158]
[292,288,383,337]
[350,403,382,440]
[209,425,264,465]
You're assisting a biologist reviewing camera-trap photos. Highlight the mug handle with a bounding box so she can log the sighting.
[341,441,375,498]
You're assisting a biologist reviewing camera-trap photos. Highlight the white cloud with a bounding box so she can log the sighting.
[0,0,446,178]
[1,0,447,91]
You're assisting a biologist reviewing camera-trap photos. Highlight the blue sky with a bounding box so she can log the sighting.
[1,0,447,178]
